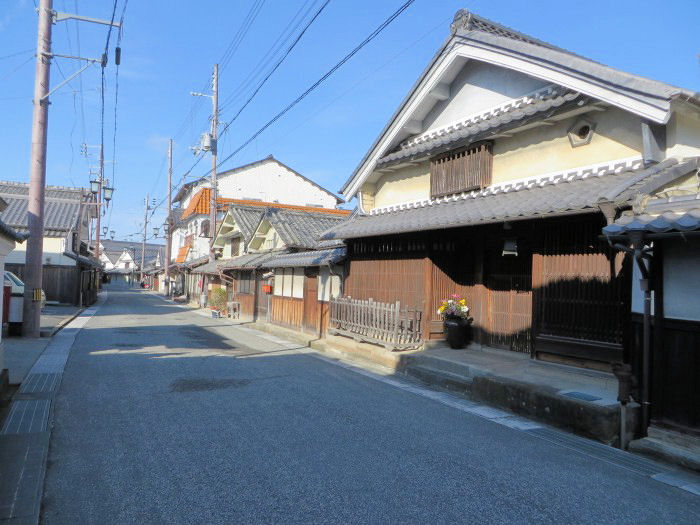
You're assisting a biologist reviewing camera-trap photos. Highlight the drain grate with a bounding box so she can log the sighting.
[19,373,61,395]
[562,391,601,402]
[1,399,50,434]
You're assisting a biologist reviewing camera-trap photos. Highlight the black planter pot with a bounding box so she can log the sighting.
[443,316,472,349]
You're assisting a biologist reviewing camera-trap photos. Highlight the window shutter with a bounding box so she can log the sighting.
[430,142,493,198]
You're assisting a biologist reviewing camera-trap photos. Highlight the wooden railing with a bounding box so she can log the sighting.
[328,296,422,351]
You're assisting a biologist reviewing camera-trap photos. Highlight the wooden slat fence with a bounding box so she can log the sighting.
[328,296,422,351]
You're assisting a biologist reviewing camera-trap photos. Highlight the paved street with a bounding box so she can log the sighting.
[41,287,699,523]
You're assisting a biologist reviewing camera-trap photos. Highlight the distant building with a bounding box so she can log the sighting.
[99,239,165,283]
[170,155,342,265]
[0,181,99,305]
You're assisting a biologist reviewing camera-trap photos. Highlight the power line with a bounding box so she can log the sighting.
[171,0,266,144]
[0,55,34,82]
[222,0,330,127]
[0,49,34,60]
[214,0,417,173]
[218,0,267,74]
[218,0,317,113]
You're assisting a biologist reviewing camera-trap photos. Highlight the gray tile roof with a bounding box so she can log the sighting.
[340,10,699,196]
[219,251,280,270]
[0,181,89,237]
[450,11,696,106]
[190,259,221,274]
[603,194,700,236]
[230,206,266,243]
[261,246,346,269]
[378,91,582,166]
[322,158,699,240]
[604,209,700,236]
[0,217,27,242]
[262,208,348,249]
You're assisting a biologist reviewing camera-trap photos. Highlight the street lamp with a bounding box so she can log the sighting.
[90,179,100,194]
[103,185,114,201]
[102,226,108,236]
[153,227,159,237]
[110,230,115,240]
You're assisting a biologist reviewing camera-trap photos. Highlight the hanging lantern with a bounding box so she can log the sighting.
[90,179,100,194]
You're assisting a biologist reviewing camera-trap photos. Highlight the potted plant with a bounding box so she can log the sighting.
[209,287,227,318]
[438,294,473,349]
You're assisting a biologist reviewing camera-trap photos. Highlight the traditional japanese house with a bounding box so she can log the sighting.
[211,203,350,322]
[0,181,100,305]
[321,10,700,372]
[261,246,345,337]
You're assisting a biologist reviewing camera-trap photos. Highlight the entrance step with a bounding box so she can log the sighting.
[404,364,473,395]
[630,427,700,472]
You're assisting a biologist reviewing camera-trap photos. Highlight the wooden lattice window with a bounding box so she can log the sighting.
[430,142,492,198]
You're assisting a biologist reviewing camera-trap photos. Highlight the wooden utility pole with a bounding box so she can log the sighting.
[209,64,218,263]
[165,139,172,295]
[94,144,104,262]
[23,0,53,337]
[140,193,148,282]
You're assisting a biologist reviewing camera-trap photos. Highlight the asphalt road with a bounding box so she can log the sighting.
[41,287,700,524]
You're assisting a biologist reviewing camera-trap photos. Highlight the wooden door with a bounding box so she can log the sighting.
[303,273,319,333]
[485,248,532,353]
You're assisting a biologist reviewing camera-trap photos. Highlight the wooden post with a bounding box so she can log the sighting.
[422,255,433,341]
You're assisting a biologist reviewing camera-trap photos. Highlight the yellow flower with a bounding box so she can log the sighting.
[459,299,466,306]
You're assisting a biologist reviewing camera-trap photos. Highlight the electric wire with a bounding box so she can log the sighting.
[222,0,330,127]
[144,0,415,228]
[0,55,34,82]
[218,0,317,113]
[0,49,34,60]
[213,0,417,173]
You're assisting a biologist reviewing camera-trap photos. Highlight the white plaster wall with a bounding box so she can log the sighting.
[364,107,642,211]
[420,61,548,134]
[492,108,641,183]
[216,160,338,208]
[5,236,75,266]
[666,111,700,159]
[663,239,700,321]
[373,163,430,210]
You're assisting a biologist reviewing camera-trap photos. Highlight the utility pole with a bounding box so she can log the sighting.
[23,1,120,337]
[23,0,53,337]
[140,193,148,282]
[209,64,218,263]
[94,144,104,261]
[165,139,172,296]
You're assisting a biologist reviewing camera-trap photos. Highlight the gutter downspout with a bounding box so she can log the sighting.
[630,233,653,435]
[607,234,653,440]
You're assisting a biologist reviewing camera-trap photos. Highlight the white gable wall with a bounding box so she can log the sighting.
[420,61,548,135]
[216,160,338,208]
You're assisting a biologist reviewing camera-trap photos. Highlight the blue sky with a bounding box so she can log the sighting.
[1,0,699,243]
